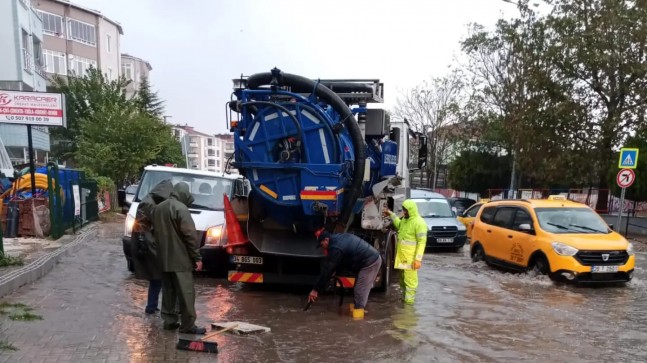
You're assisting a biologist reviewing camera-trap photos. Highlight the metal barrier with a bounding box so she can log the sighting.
[46,162,99,238]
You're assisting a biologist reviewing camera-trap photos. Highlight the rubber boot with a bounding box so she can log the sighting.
[352,308,365,320]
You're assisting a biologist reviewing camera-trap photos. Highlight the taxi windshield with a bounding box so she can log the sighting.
[412,198,454,218]
[535,207,611,234]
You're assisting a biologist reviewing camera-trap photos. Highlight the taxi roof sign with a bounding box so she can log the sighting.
[479,198,490,203]
[547,195,567,200]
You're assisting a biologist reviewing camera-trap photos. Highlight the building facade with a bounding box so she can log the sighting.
[171,126,238,174]
[34,0,123,81]
[121,53,152,98]
[0,0,51,165]
[214,134,236,174]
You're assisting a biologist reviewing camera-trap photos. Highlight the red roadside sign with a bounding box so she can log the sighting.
[617,168,635,188]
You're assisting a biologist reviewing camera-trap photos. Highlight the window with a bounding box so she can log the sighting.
[67,19,96,46]
[465,204,482,218]
[43,49,66,75]
[512,209,533,231]
[216,150,220,157]
[121,63,133,80]
[217,160,220,167]
[207,138,214,146]
[69,55,97,77]
[207,150,215,157]
[480,207,496,224]
[106,34,111,53]
[492,208,515,229]
[38,11,64,36]
[208,160,216,166]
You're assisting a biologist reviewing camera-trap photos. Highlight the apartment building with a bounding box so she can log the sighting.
[34,0,123,81]
[0,0,51,165]
[214,134,237,174]
[121,53,152,97]
[171,126,238,174]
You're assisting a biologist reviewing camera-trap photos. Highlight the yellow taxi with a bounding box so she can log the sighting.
[457,199,490,240]
[469,195,635,283]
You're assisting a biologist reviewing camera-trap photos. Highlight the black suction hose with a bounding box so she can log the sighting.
[247,69,366,228]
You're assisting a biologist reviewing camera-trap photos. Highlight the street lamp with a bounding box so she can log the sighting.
[163,115,172,124]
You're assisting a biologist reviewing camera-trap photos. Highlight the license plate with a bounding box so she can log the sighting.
[437,238,454,243]
[231,255,263,265]
[591,265,618,273]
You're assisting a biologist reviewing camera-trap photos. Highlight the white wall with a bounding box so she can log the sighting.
[0,0,19,82]
[98,18,120,81]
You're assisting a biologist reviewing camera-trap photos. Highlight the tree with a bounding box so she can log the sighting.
[448,150,512,195]
[144,123,186,168]
[541,0,647,209]
[135,75,165,118]
[394,69,465,188]
[49,67,131,164]
[75,103,165,183]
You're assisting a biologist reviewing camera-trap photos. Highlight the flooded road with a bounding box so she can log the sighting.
[1,221,645,362]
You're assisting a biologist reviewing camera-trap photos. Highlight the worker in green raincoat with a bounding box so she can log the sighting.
[384,199,427,304]
[131,179,173,314]
[152,183,206,335]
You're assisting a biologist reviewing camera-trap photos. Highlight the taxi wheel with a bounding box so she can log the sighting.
[530,254,550,275]
[471,244,485,262]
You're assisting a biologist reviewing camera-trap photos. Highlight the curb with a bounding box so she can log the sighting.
[0,223,98,299]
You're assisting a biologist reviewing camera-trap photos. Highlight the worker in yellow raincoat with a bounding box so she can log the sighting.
[384,199,427,304]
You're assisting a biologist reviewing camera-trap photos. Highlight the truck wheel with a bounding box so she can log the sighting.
[376,234,395,293]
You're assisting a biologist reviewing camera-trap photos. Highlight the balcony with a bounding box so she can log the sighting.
[35,64,47,78]
[22,48,33,74]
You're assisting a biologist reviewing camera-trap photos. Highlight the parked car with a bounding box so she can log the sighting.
[447,197,476,215]
[469,195,635,284]
[409,189,467,252]
[124,184,138,206]
[122,165,248,277]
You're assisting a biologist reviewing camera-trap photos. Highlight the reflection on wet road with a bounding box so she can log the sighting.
[0,222,645,362]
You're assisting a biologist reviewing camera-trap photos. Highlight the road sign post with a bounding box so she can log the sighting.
[615,168,636,232]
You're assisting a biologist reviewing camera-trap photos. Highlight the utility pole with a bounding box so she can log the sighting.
[163,115,172,124]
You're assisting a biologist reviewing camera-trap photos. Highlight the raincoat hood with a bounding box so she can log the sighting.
[149,179,174,204]
[402,199,420,218]
[171,183,194,207]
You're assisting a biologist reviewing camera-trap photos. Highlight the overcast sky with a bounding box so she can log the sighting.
[73,0,517,135]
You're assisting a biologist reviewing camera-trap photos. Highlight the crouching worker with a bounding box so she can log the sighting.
[307,229,382,320]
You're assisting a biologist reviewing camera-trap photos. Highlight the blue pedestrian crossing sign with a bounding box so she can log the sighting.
[618,148,639,169]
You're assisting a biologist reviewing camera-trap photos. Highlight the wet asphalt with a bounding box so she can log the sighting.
[0,220,645,363]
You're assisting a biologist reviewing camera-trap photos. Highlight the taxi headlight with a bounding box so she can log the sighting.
[627,243,635,256]
[552,242,578,256]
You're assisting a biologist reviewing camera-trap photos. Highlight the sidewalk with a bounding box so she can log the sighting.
[0,222,99,299]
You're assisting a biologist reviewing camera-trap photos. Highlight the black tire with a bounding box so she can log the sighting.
[530,254,550,275]
[376,235,395,293]
[471,244,485,262]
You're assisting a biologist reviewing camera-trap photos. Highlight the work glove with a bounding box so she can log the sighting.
[412,260,422,270]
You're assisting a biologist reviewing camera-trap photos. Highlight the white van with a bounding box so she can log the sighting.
[122,165,247,276]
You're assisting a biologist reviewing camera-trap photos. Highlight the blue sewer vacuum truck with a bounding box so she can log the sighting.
[224,68,421,292]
